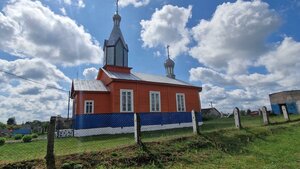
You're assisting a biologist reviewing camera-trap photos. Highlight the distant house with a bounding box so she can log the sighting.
[201,108,223,119]
[249,111,259,116]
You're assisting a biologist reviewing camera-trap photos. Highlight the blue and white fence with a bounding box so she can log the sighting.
[73,112,202,137]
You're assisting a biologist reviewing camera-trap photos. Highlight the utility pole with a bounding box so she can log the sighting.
[67,91,70,120]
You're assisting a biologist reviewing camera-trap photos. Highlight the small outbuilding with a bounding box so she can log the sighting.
[269,90,300,115]
[201,107,223,119]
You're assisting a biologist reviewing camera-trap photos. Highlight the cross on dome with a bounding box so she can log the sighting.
[167,45,170,59]
[116,0,119,14]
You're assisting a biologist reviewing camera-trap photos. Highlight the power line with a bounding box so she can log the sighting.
[0,69,69,92]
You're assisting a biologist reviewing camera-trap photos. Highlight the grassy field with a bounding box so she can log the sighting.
[165,122,300,169]
[0,114,300,166]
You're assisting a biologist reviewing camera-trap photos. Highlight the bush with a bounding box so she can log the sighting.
[22,135,32,143]
[0,137,5,146]
[74,164,83,169]
[61,163,72,169]
[31,133,38,139]
[14,134,22,140]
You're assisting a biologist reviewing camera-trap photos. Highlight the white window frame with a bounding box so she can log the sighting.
[176,93,186,112]
[149,91,161,112]
[120,89,134,112]
[84,100,94,114]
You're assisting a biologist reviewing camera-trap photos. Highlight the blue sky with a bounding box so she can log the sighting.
[0,0,300,123]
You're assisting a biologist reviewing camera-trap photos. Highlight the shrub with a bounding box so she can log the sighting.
[61,163,72,169]
[111,152,118,157]
[14,134,22,140]
[22,135,32,143]
[74,164,83,169]
[0,137,5,146]
[31,133,38,139]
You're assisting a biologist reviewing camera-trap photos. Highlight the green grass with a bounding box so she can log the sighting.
[165,122,300,169]
[0,114,299,165]
[92,120,300,169]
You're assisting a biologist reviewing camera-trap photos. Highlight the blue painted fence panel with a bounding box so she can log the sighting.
[12,129,31,135]
[74,112,202,130]
[74,113,134,130]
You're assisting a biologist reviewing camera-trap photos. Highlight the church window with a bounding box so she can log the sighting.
[176,93,186,112]
[120,89,134,112]
[84,100,94,114]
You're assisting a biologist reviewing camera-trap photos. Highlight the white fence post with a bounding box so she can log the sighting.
[282,106,290,121]
[262,106,269,125]
[134,113,142,145]
[233,107,242,129]
[191,110,199,135]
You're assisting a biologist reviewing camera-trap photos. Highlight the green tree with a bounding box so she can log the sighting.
[0,122,6,129]
[7,117,16,125]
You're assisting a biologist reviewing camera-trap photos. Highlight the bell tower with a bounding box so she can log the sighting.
[103,0,129,70]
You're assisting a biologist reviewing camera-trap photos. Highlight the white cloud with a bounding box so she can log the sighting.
[0,0,102,66]
[0,58,71,123]
[189,1,300,113]
[200,84,270,113]
[119,0,150,8]
[60,7,67,15]
[190,0,280,75]
[140,5,192,58]
[61,0,85,8]
[83,67,98,80]
[189,67,236,86]
[258,37,300,87]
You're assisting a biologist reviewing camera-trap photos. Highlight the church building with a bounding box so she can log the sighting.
[71,4,202,136]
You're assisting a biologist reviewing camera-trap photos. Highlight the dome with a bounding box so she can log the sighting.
[164,58,175,67]
[113,13,121,22]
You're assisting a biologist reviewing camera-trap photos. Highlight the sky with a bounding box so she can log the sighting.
[0,0,300,123]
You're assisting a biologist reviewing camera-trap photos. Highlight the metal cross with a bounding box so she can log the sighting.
[167,45,170,58]
[116,0,119,14]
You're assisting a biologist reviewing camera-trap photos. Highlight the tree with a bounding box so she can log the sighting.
[7,117,16,125]
[246,109,252,115]
[0,122,6,129]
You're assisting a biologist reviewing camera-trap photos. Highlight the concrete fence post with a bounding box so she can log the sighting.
[262,106,270,125]
[134,113,142,145]
[282,106,290,121]
[233,107,242,129]
[258,109,262,116]
[45,116,56,169]
[191,110,200,135]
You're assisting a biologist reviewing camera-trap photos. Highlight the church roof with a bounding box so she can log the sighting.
[101,68,200,89]
[106,25,128,49]
[73,79,109,92]
[104,13,128,49]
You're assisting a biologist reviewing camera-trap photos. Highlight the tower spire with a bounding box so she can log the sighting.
[103,0,129,69]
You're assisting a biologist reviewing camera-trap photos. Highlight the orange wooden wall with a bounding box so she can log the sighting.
[74,91,111,115]
[74,81,201,115]
[111,82,201,113]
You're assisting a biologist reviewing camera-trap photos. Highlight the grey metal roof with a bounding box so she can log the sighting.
[73,80,109,92]
[102,68,198,88]
[105,14,128,49]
